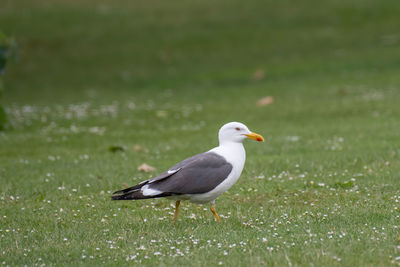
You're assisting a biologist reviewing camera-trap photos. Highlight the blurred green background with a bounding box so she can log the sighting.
[1,0,399,106]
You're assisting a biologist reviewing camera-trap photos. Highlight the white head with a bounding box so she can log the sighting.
[218,122,264,145]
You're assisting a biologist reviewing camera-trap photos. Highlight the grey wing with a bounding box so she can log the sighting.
[148,152,233,194]
[147,153,203,184]
[112,153,212,196]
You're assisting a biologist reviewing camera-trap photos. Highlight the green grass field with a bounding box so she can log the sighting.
[1,0,400,265]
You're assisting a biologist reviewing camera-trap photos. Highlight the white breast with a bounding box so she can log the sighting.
[187,142,246,204]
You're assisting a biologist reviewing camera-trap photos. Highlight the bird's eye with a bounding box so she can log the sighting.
[235,127,241,131]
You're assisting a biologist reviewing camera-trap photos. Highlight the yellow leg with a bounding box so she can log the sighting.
[210,203,221,222]
[173,201,181,222]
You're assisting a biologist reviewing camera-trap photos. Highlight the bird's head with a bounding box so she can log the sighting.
[218,122,264,144]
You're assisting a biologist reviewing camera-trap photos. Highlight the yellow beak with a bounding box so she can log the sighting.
[245,132,264,142]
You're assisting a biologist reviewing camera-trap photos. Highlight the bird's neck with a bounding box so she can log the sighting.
[211,141,246,166]
[218,141,245,149]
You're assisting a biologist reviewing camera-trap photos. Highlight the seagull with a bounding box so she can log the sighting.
[111,122,264,222]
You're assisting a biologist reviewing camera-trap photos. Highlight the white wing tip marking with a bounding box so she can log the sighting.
[167,169,179,174]
[142,184,163,196]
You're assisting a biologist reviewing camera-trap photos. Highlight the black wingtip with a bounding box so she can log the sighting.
[112,189,124,195]
[111,195,123,200]
[111,189,146,200]
[112,181,148,196]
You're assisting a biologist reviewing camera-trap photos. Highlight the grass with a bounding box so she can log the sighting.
[1,0,400,265]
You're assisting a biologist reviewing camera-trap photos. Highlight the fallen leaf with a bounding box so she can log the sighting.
[122,182,129,188]
[256,96,274,106]
[338,88,349,96]
[133,145,142,152]
[138,163,156,172]
[156,110,168,118]
[108,145,125,153]
[252,69,265,81]
[133,145,149,153]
